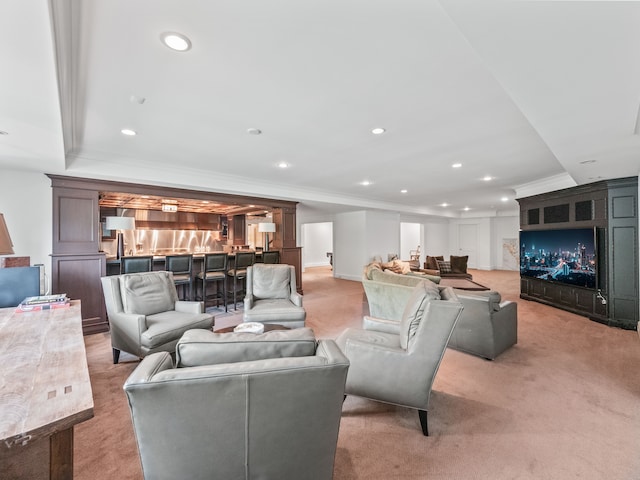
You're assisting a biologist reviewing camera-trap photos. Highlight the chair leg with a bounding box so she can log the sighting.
[222,277,227,312]
[418,410,429,436]
[113,348,121,365]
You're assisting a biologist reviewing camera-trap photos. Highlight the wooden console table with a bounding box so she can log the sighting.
[0,301,94,479]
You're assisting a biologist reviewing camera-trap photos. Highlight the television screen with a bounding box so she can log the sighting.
[519,228,596,289]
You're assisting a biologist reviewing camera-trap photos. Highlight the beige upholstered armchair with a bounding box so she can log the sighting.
[243,264,306,328]
[100,271,213,364]
[123,329,349,480]
[336,282,463,436]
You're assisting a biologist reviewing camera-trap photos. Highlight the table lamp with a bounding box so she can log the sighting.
[258,222,276,252]
[0,214,14,255]
[105,216,136,259]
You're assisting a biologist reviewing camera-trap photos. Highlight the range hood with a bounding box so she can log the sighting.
[118,209,223,231]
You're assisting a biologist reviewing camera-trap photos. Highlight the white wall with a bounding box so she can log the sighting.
[400,222,421,261]
[365,211,401,263]
[0,170,52,273]
[446,215,519,270]
[301,222,333,269]
[424,221,450,259]
[494,215,520,270]
[333,211,367,281]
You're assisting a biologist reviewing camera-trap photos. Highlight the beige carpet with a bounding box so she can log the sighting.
[74,267,640,479]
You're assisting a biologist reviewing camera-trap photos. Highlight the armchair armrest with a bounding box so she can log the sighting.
[108,311,148,340]
[363,315,400,334]
[290,292,303,307]
[175,301,204,314]
[244,294,254,311]
[341,337,408,379]
[124,351,174,387]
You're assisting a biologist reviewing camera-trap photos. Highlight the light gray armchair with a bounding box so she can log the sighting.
[243,263,306,328]
[336,282,463,436]
[448,290,517,360]
[101,271,213,364]
[123,330,349,480]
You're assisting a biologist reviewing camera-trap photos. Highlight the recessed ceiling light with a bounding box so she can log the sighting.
[371,128,386,135]
[360,180,372,186]
[160,32,192,52]
[121,129,137,136]
[452,163,462,168]
[501,197,509,202]
[400,189,408,194]
[247,128,262,135]
[463,206,470,211]
[277,161,290,169]
[440,203,449,207]
[483,175,492,181]
[129,95,146,105]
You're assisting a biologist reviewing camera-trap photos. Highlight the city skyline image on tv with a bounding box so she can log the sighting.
[519,228,596,289]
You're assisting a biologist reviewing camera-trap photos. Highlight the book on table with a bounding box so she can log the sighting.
[21,294,68,305]
[16,294,71,312]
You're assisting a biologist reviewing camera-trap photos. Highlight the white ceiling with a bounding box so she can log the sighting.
[2,1,640,218]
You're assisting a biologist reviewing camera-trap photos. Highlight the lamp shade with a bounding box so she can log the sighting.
[258,222,276,233]
[0,214,14,255]
[105,216,136,231]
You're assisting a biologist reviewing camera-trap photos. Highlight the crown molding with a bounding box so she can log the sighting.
[513,172,577,200]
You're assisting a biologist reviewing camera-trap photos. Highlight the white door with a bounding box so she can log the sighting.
[458,224,477,268]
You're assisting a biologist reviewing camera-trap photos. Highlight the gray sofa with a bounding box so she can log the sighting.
[124,329,349,480]
[362,266,517,359]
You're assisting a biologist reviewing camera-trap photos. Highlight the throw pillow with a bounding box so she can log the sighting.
[436,260,452,274]
[425,255,444,270]
[450,255,469,274]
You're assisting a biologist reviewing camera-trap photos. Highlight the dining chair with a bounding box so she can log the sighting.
[227,251,255,310]
[122,256,153,274]
[165,254,194,301]
[261,250,280,264]
[196,253,228,311]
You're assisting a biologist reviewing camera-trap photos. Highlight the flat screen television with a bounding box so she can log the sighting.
[519,227,597,289]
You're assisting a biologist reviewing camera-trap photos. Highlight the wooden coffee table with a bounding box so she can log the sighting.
[215,323,290,334]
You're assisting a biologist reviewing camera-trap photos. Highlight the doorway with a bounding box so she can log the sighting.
[301,222,333,273]
[457,224,477,268]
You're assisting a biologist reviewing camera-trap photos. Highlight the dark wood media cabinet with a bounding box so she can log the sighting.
[517,176,638,330]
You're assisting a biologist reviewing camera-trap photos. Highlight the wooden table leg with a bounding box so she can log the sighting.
[50,427,74,480]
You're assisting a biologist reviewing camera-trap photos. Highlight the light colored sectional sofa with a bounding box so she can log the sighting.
[362,265,518,360]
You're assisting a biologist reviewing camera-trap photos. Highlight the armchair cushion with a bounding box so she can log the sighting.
[120,272,176,315]
[143,311,214,349]
[252,264,291,299]
[176,328,317,366]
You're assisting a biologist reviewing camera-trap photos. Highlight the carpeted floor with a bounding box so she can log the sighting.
[74,267,640,479]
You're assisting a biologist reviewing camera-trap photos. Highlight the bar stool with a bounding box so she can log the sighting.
[121,256,153,274]
[165,254,193,301]
[196,253,228,312]
[227,251,255,310]
[261,251,280,264]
